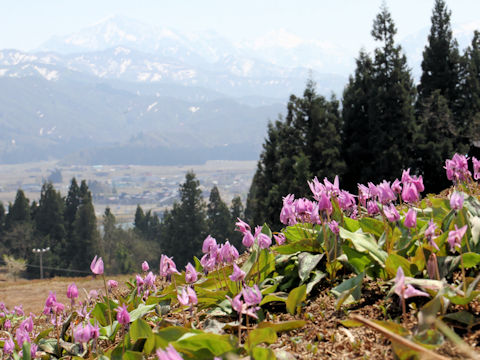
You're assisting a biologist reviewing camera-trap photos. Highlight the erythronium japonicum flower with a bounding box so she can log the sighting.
[328,220,340,235]
[448,224,468,252]
[425,220,439,251]
[156,344,183,360]
[2,337,14,355]
[107,279,118,289]
[142,261,149,272]
[383,203,400,222]
[159,254,180,279]
[90,256,104,275]
[116,304,130,325]
[394,267,429,320]
[185,262,198,283]
[202,235,217,254]
[473,156,480,180]
[404,208,417,229]
[450,192,464,211]
[229,263,246,282]
[273,232,286,245]
[67,283,78,304]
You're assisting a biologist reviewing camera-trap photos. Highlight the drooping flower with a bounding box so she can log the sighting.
[159,254,180,278]
[445,153,471,182]
[328,220,340,235]
[186,286,198,305]
[337,190,356,211]
[235,218,251,234]
[257,232,272,249]
[229,263,246,282]
[156,344,183,360]
[450,192,464,211]
[226,294,244,313]
[67,283,78,303]
[425,220,439,251]
[43,292,57,314]
[136,275,144,295]
[15,327,30,347]
[90,256,104,275]
[280,194,296,225]
[383,203,400,222]
[144,272,156,289]
[401,182,419,203]
[308,177,326,201]
[242,284,262,306]
[404,208,417,229]
[318,192,333,216]
[447,224,468,252]
[185,263,198,283]
[242,231,255,248]
[2,337,14,355]
[273,233,286,246]
[394,267,429,299]
[367,200,379,216]
[74,324,92,343]
[107,279,119,289]
[142,261,149,272]
[177,287,189,306]
[377,180,396,204]
[473,157,480,180]
[202,235,217,254]
[391,178,402,194]
[20,317,33,333]
[116,304,130,325]
[200,253,216,272]
[220,241,239,263]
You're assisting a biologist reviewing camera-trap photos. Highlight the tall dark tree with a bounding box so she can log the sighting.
[207,186,231,243]
[417,0,460,113]
[342,50,374,190]
[5,190,30,230]
[246,80,345,228]
[160,171,207,266]
[367,3,417,182]
[229,196,244,249]
[134,205,146,234]
[0,201,5,234]
[64,178,80,239]
[71,186,99,271]
[35,182,66,275]
[102,207,116,266]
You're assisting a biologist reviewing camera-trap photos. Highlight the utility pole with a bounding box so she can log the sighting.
[32,247,50,279]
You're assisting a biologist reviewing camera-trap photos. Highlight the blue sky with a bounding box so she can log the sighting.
[2,0,480,51]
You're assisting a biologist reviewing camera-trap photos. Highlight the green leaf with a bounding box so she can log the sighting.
[22,342,31,360]
[339,228,387,265]
[129,319,152,341]
[359,217,385,239]
[261,223,273,238]
[175,333,235,356]
[306,270,326,294]
[286,284,307,315]
[257,249,276,282]
[275,239,319,254]
[343,217,360,232]
[257,320,306,333]
[91,302,109,326]
[442,311,479,327]
[260,292,288,306]
[248,327,277,348]
[35,328,52,342]
[461,252,480,269]
[385,253,413,277]
[241,249,258,276]
[331,272,365,309]
[129,303,156,322]
[250,346,276,360]
[340,319,363,328]
[342,245,373,274]
[297,252,323,283]
[122,351,144,360]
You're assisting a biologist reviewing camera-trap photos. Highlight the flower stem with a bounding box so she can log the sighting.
[102,275,113,326]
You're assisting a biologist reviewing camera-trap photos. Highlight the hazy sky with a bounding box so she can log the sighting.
[2,0,480,51]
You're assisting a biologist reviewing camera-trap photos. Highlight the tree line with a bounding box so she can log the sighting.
[246,0,480,229]
[0,173,244,276]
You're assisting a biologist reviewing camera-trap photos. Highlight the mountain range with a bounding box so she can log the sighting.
[0,15,478,165]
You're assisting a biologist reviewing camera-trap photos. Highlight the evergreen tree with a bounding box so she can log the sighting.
[367,3,417,182]
[134,205,146,234]
[342,50,374,190]
[102,207,116,266]
[417,0,460,114]
[64,178,80,239]
[207,186,231,243]
[229,196,244,249]
[0,201,5,234]
[160,171,207,266]
[5,190,30,230]
[35,182,66,276]
[71,186,99,271]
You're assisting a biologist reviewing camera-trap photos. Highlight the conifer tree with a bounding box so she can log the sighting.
[64,178,80,239]
[160,171,207,266]
[0,201,5,234]
[207,186,231,242]
[102,207,116,266]
[342,50,374,190]
[5,190,30,230]
[417,0,460,113]
[230,196,244,249]
[134,205,146,235]
[367,3,417,182]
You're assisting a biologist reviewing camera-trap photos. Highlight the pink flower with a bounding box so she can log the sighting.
[328,220,340,235]
[200,253,216,272]
[185,263,198,283]
[20,317,33,333]
[402,182,419,203]
[4,319,11,330]
[159,254,180,278]
[473,157,480,180]
[107,279,118,289]
[308,177,326,201]
[74,324,92,343]
[226,294,244,313]
[235,218,251,234]
[242,284,262,306]
[136,275,144,295]
[273,233,286,245]
[220,241,239,263]
[229,263,246,282]
[394,267,429,299]
[383,203,400,222]
[318,192,333,216]
[116,304,130,325]
[425,220,439,250]
[377,180,396,204]
[257,233,272,249]
[67,283,78,301]
[142,261,149,272]
[90,323,100,339]
[324,176,340,196]
[90,256,104,275]
[447,225,468,252]
[177,287,189,306]
[280,194,296,225]
[2,337,14,355]
[450,192,464,211]
[43,292,57,315]
[156,344,183,360]
[242,231,255,248]
[404,208,417,229]
[186,286,197,305]
[15,328,30,346]
[144,272,156,288]
[202,235,217,254]
[337,190,356,211]
[392,178,402,194]
[177,287,197,306]
[445,154,471,182]
[367,200,379,215]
